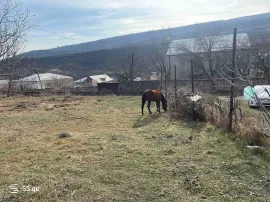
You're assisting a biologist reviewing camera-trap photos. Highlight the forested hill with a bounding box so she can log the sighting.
[22,45,156,79]
[24,12,270,58]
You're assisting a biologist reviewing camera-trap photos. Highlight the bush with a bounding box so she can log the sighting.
[168,88,270,145]
[168,88,206,122]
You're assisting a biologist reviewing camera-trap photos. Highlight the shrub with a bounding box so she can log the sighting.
[168,88,270,146]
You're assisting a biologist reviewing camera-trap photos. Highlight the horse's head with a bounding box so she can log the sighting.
[161,94,167,112]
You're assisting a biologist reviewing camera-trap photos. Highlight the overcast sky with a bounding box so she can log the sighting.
[23,0,270,52]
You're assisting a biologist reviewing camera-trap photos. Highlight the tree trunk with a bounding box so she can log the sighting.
[160,69,163,90]
[130,54,134,92]
[208,58,216,91]
[7,79,12,97]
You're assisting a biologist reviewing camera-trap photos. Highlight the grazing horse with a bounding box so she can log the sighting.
[142,89,167,114]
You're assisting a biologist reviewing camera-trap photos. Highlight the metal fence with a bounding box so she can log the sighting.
[0,78,268,96]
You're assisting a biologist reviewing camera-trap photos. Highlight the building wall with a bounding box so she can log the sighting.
[92,80,98,87]
[75,80,93,87]
[44,78,74,89]
[168,51,233,80]
[169,55,190,80]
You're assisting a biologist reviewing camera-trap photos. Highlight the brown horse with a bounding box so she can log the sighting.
[142,89,167,114]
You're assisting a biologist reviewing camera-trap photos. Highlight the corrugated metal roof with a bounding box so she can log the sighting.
[74,77,88,83]
[90,74,113,83]
[167,33,251,56]
[20,73,73,82]
[134,77,142,81]
[75,74,113,83]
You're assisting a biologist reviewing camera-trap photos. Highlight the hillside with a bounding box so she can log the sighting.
[24,12,270,58]
[21,12,270,78]
[22,45,156,79]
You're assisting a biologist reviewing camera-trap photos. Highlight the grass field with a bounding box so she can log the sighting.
[1,95,270,202]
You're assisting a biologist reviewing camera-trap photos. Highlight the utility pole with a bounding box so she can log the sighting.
[165,66,167,97]
[168,55,171,79]
[191,60,195,121]
[228,28,237,132]
[35,69,43,89]
[168,55,171,97]
[174,65,177,109]
[130,53,134,92]
[160,69,163,91]
[167,38,171,96]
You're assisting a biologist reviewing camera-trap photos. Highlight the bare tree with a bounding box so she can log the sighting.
[217,30,270,132]
[176,23,232,90]
[0,0,34,94]
[249,29,270,84]
[111,45,149,91]
[149,35,171,93]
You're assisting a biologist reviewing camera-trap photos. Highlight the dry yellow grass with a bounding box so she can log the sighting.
[0,95,270,201]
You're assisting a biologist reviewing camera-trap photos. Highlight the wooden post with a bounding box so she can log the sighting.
[35,69,43,89]
[160,69,163,90]
[174,65,177,109]
[167,55,171,97]
[191,60,195,121]
[168,55,171,79]
[129,53,134,93]
[228,28,237,132]
[165,66,167,97]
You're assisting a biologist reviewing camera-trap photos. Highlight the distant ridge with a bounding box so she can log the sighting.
[24,12,270,58]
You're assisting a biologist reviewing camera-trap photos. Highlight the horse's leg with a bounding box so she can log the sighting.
[156,101,160,112]
[147,101,152,114]
[142,99,146,115]
[157,101,160,113]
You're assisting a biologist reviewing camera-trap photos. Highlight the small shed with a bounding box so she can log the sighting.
[75,74,114,87]
[74,76,93,87]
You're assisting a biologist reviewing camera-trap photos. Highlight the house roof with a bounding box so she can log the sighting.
[74,77,87,83]
[0,80,9,85]
[75,74,113,83]
[134,77,142,81]
[20,73,73,82]
[74,77,92,83]
[90,74,113,83]
[167,33,251,56]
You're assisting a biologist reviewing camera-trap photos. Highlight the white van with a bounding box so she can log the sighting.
[248,85,270,108]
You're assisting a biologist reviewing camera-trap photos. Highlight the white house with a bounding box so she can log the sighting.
[0,80,9,90]
[166,33,251,79]
[19,73,74,89]
[134,77,143,81]
[75,74,113,87]
[74,76,93,87]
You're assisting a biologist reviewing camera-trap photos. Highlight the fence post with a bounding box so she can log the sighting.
[130,54,134,92]
[228,28,237,132]
[174,65,177,109]
[191,60,195,121]
[165,67,167,97]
